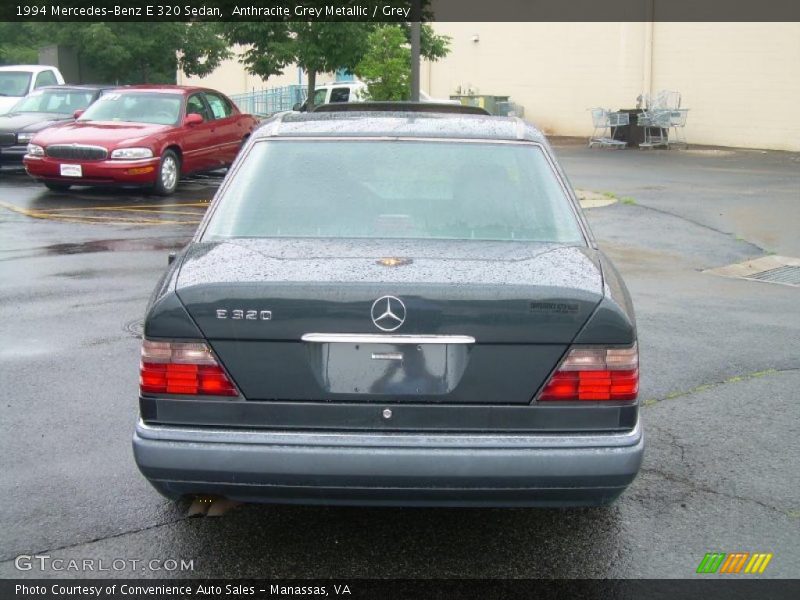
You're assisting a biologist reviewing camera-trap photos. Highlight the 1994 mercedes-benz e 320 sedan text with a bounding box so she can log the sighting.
[133,103,643,507]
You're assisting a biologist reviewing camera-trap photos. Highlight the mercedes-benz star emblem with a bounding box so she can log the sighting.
[371,296,406,332]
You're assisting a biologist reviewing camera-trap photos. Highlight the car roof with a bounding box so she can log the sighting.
[117,84,210,95]
[0,65,57,73]
[314,102,489,116]
[36,84,113,92]
[253,110,547,144]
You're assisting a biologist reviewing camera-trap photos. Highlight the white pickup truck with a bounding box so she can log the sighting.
[294,80,459,111]
[0,65,65,116]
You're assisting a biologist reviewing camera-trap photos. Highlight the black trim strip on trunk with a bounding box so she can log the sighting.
[140,397,638,433]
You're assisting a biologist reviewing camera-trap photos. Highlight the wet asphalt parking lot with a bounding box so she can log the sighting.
[0,141,798,579]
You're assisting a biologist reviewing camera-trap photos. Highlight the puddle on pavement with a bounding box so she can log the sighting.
[43,237,189,256]
[600,241,687,272]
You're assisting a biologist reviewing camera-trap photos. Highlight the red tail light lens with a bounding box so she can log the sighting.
[538,343,638,402]
[140,340,238,397]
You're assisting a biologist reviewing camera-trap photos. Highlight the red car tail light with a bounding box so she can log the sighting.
[538,343,638,402]
[140,340,238,397]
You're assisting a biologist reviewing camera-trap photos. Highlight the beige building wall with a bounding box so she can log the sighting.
[180,24,800,151]
[649,22,800,150]
[423,23,647,137]
[425,22,800,151]
[178,53,303,92]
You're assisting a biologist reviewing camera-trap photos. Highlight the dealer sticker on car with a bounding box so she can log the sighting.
[60,164,82,177]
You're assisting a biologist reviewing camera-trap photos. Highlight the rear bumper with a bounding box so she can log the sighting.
[133,419,644,507]
[23,155,159,186]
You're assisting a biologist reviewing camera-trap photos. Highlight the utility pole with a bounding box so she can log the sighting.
[410,0,421,101]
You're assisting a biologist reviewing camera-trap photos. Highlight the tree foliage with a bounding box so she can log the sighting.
[1,11,452,103]
[355,26,412,101]
[410,22,451,62]
[355,24,450,101]
[0,23,41,65]
[223,21,374,109]
[220,22,295,83]
[0,22,230,84]
[223,17,450,107]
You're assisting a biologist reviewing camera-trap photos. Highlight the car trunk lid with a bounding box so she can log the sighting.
[175,239,603,404]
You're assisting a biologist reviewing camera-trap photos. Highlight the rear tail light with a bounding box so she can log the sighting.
[140,340,238,397]
[538,343,638,402]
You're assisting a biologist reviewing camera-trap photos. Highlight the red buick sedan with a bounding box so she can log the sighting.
[24,85,258,195]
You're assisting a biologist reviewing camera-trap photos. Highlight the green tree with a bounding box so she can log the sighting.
[290,22,375,108]
[0,23,41,65]
[1,22,230,83]
[223,21,374,110]
[223,17,450,108]
[405,22,451,63]
[355,26,411,101]
[355,24,450,101]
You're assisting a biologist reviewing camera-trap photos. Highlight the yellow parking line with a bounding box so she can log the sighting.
[44,216,201,225]
[0,201,200,225]
[26,216,197,225]
[34,214,197,224]
[0,200,61,219]
[41,207,204,216]
[42,201,210,212]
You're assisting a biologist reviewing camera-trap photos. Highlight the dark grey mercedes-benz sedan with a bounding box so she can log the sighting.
[133,104,643,507]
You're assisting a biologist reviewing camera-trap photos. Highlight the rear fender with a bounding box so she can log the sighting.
[144,248,203,340]
[572,252,636,345]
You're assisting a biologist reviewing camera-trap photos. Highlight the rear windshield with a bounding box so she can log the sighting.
[203,140,584,244]
[78,92,182,125]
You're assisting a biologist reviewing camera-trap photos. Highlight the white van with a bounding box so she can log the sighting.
[0,65,65,116]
